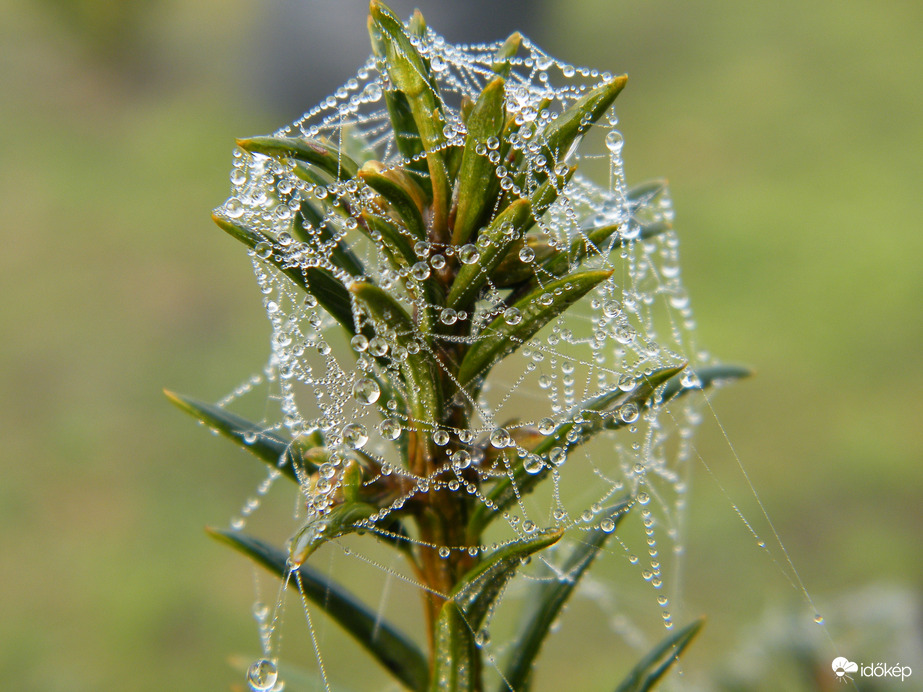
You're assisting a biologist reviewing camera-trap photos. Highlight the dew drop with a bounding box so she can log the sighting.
[254,242,273,260]
[600,518,616,533]
[365,82,382,102]
[452,450,472,469]
[438,546,450,558]
[489,428,511,448]
[430,254,446,270]
[350,334,369,352]
[342,423,369,449]
[503,307,522,325]
[458,244,480,264]
[379,418,401,440]
[537,418,556,435]
[619,403,639,423]
[433,429,450,446]
[814,614,825,625]
[247,659,278,691]
[414,241,431,258]
[518,246,535,262]
[252,601,270,623]
[352,377,380,405]
[226,197,245,218]
[605,130,624,154]
[440,308,458,325]
[411,261,431,280]
[369,337,389,357]
[603,299,621,318]
[524,454,544,474]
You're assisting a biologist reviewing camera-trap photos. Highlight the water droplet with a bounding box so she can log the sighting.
[614,325,635,344]
[603,299,621,317]
[452,450,472,469]
[226,197,245,218]
[518,246,535,262]
[503,307,522,325]
[342,423,369,449]
[350,334,369,352]
[637,492,651,506]
[549,446,566,466]
[524,455,544,474]
[438,546,450,558]
[489,428,511,448]
[600,518,616,533]
[366,82,382,102]
[522,520,537,533]
[605,130,624,154]
[814,614,825,625]
[252,601,270,622]
[414,241,430,258]
[619,403,639,423]
[411,261,431,280]
[379,418,401,440]
[486,136,500,150]
[369,337,388,357]
[254,242,273,260]
[433,429,450,446]
[537,418,556,435]
[352,377,380,405]
[458,244,480,264]
[440,308,458,325]
[430,254,446,270]
[247,659,278,691]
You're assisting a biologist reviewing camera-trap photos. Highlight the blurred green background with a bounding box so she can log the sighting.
[1,0,920,690]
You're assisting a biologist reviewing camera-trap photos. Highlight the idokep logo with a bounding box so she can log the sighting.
[832,657,858,680]
[832,657,913,683]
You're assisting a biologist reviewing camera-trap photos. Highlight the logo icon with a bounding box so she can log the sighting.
[832,657,858,681]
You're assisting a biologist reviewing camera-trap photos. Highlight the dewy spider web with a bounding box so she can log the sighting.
[212,24,742,692]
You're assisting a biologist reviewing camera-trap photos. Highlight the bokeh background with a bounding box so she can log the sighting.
[2,0,921,690]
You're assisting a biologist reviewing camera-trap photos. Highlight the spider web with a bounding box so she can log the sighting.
[213,25,737,692]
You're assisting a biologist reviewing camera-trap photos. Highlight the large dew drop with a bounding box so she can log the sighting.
[352,377,381,405]
[247,659,278,691]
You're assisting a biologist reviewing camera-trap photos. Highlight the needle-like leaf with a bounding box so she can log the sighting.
[452,528,564,630]
[359,161,427,240]
[350,282,442,456]
[503,500,631,691]
[236,136,360,181]
[447,198,532,310]
[209,528,428,692]
[430,600,477,692]
[535,75,627,181]
[165,390,321,483]
[613,618,704,692]
[369,0,450,239]
[212,213,357,334]
[457,270,612,388]
[661,364,752,402]
[491,32,522,77]
[452,77,507,246]
[467,364,685,537]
